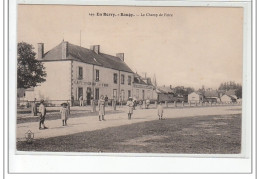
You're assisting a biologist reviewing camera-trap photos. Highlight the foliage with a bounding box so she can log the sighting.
[218,81,242,98]
[17,42,46,89]
[174,86,194,96]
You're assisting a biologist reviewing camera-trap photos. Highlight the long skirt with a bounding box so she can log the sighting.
[99,105,105,116]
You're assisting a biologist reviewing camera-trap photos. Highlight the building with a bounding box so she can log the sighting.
[25,41,135,105]
[220,94,237,103]
[204,90,220,103]
[132,73,157,101]
[188,92,203,103]
[156,86,175,102]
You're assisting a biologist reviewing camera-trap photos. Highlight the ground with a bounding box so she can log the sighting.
[16,104,242,154]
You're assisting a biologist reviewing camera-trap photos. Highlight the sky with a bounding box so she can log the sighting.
[18,5,243,90]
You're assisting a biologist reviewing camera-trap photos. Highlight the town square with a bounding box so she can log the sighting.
[16,5,243,154]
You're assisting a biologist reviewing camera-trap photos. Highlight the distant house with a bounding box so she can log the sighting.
[156,86,175,102]
[221,94,237,103]
[221,89,238,102]
[188,92,203,103]
[204,90,220,103]
[225,89,237,96]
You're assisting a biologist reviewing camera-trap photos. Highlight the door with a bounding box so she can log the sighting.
[86,87,91,105]
[95,88,99,100]
[113,89,117,99]
[121,90,125,101]
[78,87,83,100]
[142,90,145,100]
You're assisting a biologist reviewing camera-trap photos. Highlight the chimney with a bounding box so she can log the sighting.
[90,45,100,54]
[116,53,124,61]
[62,41,68,59]
[38,43,44,60]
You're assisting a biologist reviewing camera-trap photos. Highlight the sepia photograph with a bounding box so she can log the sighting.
[15,4,244,155]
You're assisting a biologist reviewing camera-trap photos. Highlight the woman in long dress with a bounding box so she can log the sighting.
[98,95,106,121]
[126,97,134,120]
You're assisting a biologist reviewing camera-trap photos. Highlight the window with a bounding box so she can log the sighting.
[128,76,132,85]
[114,73,118,84]
[136,89,139,99]
[78,67,83,79]
[95,69,99,81]
[121,74,125,84]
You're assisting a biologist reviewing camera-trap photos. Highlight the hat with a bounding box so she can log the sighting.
[40,99,44,103]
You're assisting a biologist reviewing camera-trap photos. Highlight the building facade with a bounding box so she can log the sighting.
[26,41,135,105]
[132,73,157,101]
[188,92,203,103]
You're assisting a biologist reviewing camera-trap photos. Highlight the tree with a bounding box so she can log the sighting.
[218,81,242,98]
[17,42,46,89]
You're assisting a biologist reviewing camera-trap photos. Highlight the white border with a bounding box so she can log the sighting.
[8,0,253,174]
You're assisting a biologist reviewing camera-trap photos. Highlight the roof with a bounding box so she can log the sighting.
[133,76,147,85]
[222,94,236,99]
[189,91,203,96]
[133,73,154,86]
[42,42,134,73]
[204,90,219,98]
[225,89,236,96]
[157,86,174,94]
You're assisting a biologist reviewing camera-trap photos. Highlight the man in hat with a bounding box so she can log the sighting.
[39,100,47,130]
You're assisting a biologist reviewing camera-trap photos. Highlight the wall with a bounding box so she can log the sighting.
[71,60,93,101]
[188,92,201,102]
[26,61,71,103]
[72,60,134,102]
[133,83,157,101]
[221,95,232,103]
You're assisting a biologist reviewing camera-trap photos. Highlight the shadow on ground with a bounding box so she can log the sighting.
[17,113,241,154]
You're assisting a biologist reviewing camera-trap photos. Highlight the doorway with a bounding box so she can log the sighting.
[86,87,91,105]
[95,88,99,100]
[78,87,83,100]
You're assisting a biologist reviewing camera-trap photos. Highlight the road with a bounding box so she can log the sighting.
[16,105,242,141]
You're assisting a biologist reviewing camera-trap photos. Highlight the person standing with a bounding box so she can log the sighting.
[126,97,134,120]
[31,98,37,116]
[39,100,47,130]
[60,103,69,126]
[66,100,70,114]
[157,101,164,120]
[71,95,74,107]
[146,98,150,109]
[104,95,108,107]
[98,95,106,121]
[119,95,123,108]
[79,95,83,107]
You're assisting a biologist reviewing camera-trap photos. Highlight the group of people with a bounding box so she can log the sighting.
[32,96,165,130]
[97,95,164,121]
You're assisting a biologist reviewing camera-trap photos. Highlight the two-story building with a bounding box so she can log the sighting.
[26,41,135,105]
[132,73,157,101]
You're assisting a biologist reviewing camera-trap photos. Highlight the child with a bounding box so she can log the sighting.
[126,97,134,120]
[157,101,164,120]
[60,103,69,126]
[98,95,106,121]
[39,100,47,129]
